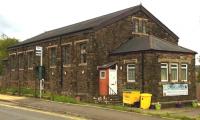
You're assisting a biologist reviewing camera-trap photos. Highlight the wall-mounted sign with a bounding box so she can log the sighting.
[163,84,188,96]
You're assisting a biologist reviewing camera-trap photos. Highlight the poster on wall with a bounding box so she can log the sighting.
[163,84,188,96]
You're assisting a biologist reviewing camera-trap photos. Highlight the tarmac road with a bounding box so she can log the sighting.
[0,95,169,120]
[0,101,84,120]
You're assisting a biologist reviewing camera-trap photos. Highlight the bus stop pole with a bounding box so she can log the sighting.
[39,49,43,99]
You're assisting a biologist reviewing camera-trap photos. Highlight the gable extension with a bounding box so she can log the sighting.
[111,36,195,54]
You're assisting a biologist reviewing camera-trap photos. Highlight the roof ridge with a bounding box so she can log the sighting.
[9,4,179,48]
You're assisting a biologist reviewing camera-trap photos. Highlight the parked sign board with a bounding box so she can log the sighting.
[163,84,188,96]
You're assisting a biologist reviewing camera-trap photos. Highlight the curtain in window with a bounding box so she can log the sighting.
[128,68,135,80]
[161,68,167,80]
[181,69,186,80]
[171,69,177,80]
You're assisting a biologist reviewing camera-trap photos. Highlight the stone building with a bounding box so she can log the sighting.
[6,5,196,103]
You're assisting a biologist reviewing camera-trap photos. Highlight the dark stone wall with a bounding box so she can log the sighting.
[6,31,97,99]
[109,53,142,94]
[110,52,196,102]
[5,9,194,103]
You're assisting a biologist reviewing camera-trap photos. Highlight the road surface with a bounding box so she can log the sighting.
[0,101,84,120]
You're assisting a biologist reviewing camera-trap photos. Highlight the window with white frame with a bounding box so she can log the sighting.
[171,63,178,82]
[100,70,106,79]
[132,17,147,34]
[127,64,135,82]
[161,63,168,82]
[181,64,187,81]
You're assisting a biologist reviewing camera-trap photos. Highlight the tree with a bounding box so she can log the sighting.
[0,36,19,75]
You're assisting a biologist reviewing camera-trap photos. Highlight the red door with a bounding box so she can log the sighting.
[99,69,109,96]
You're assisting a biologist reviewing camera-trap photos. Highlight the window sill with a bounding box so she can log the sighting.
[181,80,188,82]
[63,64,71,68]
[79,63,87,66]
[171,80,178,83]
[159,81,189,85]
[161,80,168,83]
[28,68,33,70]
[132,32,149,36]
[50,66,56,69]
[127,80,136,83]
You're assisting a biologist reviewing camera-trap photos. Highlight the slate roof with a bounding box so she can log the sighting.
[97,62,117,69]
[111,36,196,54]
[10,5,179,48]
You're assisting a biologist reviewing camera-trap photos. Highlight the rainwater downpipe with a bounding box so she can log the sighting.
[141,52,144,93]
[60,36,63,88]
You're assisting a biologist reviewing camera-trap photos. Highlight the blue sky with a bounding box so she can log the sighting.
[0,0,200,64]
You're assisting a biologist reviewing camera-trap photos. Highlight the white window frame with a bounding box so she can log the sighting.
[181,64,188,82]
[161,63,168,82]
[171,63,178,82]
[127,64,136,82]
[100,70,106,79]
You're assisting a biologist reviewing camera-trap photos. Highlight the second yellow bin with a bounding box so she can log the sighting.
[140,93,152,109]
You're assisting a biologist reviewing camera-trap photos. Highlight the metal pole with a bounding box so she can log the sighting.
[39,49,43,99]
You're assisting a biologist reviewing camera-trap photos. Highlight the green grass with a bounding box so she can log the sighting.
[0,87,197,120]
[0,87,19,95]
[52,95,78,104]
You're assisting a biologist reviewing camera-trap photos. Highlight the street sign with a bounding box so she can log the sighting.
[36,46,42,51]
[36,46,42,56]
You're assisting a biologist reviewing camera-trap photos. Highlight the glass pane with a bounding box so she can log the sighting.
[161,64,167,68]
[62,46,70,65]
[128,68,135,80]
[161,68,167,80]
[138,20,143,32]
[51,48,56,65]
[142,21,146,33]
[181,69,186,80]
[135,20,139,33]
[28,52,33,68]
[171,65,177,68]
[171,69,177,80]
[128,64,135,68]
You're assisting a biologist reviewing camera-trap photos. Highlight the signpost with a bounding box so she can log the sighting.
[36,46,44,98]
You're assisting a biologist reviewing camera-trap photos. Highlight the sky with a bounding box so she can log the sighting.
[0,0,200,64]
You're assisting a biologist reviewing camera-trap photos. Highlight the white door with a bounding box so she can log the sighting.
[109,69,117,95]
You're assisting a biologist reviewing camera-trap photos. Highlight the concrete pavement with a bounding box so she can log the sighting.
[0,94,167,120]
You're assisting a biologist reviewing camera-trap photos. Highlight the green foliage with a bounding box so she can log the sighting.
[53,95,78,104]
[0,87,19,95]
[0,36,18,75]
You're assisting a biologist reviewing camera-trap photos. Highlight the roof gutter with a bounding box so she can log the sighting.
[8,28,93,50]
[110,49,197,56]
